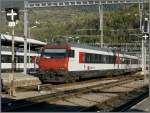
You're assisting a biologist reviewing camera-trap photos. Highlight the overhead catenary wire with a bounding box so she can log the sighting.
[149,0,150,95]
[0,0,2,91]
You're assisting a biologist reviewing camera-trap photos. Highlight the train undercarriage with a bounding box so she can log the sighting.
[29,68,142,83]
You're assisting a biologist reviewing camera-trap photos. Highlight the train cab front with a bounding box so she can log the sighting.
[37,45,75,82]
[38,45,73,73]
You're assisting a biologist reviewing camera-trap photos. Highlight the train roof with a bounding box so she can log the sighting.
[1,34,46,48]
[71,43,139,59]
[70,43,115,52]
[44,43,139,59]
[44,43,114,52]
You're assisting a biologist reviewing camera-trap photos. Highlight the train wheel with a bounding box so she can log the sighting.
[70,76,76,83]
[64,75,74,83]
[64,74,69,83]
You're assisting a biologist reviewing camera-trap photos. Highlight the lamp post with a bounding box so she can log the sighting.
[139,3,143,31]
[142,34,148,71]
[24,0,28,75]
[99,0,103,48]
[75,36,80,44]
[28,26,37,64]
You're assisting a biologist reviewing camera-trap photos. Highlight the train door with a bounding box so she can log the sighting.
[68,48,77,71]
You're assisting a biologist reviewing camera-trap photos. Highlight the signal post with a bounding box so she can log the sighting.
[142,18,149,83]
[5,8,19,96]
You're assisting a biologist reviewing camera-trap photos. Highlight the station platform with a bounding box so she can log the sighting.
[128,97,149,112]
[1,73,41,88]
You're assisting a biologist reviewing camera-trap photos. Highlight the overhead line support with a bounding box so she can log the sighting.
[23,0,28,75]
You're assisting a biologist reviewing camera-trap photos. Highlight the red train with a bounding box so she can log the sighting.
[31,43,141,83]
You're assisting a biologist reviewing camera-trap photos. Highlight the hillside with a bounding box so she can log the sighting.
[0,3,148,44]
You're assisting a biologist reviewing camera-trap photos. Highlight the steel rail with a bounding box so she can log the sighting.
[15,72,137,92]
[111,89,149,112]
[79,86,148,112]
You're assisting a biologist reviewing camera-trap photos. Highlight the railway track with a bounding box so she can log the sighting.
[16,76,115,92]
[112,90,149,112]
[2,74,146,112]
[16,71,141,92]
[80,86,148,112]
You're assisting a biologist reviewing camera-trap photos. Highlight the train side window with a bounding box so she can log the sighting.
[131,59,133,64]
[106,55,110,64]
[127,58,130,64]
[92,54,95,63]
[95,54,99,63]
[1,55,11,63]
[108,56,112,64]
[111,56,113,63]
[17,56,24,63]
[85,53,90,63]
[99,54,102,63]
[131,59,138,64]
[89,54,92,63]
[102,55,106,64]
[1,55,5,63]
[136,59,138,64]
[68,50,75,57]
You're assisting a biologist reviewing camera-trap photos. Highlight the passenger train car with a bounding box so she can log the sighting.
[1,47,39,72]
[33,43,141,83]
[1,34,46,72]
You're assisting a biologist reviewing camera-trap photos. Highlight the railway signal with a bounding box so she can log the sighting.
[142,33,149,40]
[141,32,149,82]
[141,17,149,73]
[5,8,19,21]
[5,8,19,27]
[143,18,149,34]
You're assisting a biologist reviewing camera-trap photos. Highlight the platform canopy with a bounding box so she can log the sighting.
[1,34,46,50]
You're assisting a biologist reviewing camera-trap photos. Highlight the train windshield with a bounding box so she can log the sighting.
[41,48,66,58]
